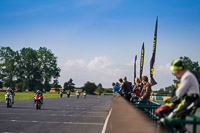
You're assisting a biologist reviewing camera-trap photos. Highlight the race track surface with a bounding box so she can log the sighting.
[0,95,112,133]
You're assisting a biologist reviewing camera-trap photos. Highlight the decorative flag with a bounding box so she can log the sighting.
[140,43,145,80]
[150,17,158,86]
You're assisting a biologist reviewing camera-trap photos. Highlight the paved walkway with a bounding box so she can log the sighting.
[106,94,165,133]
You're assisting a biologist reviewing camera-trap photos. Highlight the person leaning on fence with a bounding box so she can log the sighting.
[112,82,121,94]
[167,60,200,120]
[119,78,124,96]
[122,76,133,101]
[139,76,151,101]
[130,78,143,102]
[134,78,143,94]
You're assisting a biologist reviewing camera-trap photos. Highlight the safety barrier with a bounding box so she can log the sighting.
[164,114,200,133]
[132,100,160,121]
[132,100,200,133]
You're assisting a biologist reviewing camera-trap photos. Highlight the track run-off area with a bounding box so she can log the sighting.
[0,95,112,133]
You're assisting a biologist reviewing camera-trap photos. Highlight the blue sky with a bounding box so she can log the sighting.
[0,0,200,89]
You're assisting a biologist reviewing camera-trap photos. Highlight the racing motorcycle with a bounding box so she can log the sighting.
[67,92,70,98]
[83,93,86,99]
[76,94,80,99]
[33,94,43,110]
[5,92,13,108]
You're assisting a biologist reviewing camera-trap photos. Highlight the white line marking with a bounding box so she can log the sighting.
[0,120,103,126]
[101,108,112,133]
[0,112,105,118]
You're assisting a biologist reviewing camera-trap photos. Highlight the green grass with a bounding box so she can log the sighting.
[0,92,67,101]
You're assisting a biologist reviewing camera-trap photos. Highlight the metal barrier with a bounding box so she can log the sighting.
[164,114,200,133]
[132,100,200,133]
[132,100,161,121]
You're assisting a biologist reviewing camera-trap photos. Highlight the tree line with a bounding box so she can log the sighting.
[63,79,104,95]
[0,47,61,92]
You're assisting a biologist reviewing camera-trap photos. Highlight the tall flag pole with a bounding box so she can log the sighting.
[150,17,158,86]
[140,43,145,80]
[134,55,137,85]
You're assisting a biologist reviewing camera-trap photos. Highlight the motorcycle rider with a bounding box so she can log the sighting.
[6,87,14,104]
[156,60,200,132]
[67,90,70,98]
[76,90,80,99]
[60,91,63,98]
[168,60,200,120]
[83,91,86,99]
[34,90,43,104]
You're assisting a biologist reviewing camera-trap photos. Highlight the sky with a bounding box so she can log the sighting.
[0,0,200,89]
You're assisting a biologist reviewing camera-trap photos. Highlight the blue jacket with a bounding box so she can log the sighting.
[113,85,121,94]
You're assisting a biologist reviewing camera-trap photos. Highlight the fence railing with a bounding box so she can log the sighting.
[132,99,200,133]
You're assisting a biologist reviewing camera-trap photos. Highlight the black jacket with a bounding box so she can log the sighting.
[122,81,133,94]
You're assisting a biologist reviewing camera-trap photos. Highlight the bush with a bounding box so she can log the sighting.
[104,88,113,93]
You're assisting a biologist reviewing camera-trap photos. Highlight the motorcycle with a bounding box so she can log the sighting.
[155,96,200,133]
[33,94,42,110]
[60,93,63,98]
[5,92,13,108]
[83,93,86,99]
[67,93,70,98]
[76,94,80,99]
[83,95,86,99]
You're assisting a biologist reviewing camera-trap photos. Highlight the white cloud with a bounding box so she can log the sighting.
[88,56,111,70]
[59,56,123,88]
[59,57,175,90]
[158,63,171,72]
[64,59,86,70]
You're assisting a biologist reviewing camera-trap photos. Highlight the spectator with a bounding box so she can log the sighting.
[140,76,151,100]
[119,78,124,96]
[134,78,143,94]
[112,82,120,94]
[122,77,133,101]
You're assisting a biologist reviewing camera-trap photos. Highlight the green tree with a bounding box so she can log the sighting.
[157,88,165,93]
[104,88,113,93]
[0,46,61,92]
[37,47,61,91]
[0,47,18,90]
[63,78,75,92]
[82,81,97,94]
[96,83,104,95]
[0,81,3,88]
[19,47,42,91]
[165,85,175,93]
[53,78,62,89]
[179,56,200,84]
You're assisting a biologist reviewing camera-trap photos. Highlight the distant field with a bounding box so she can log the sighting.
[0,92,73,101]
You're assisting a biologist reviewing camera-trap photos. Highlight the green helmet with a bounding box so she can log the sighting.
[170,60,185,71]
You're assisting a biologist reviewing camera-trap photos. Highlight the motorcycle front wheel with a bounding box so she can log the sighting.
[36,101,40,110]
[7,99,10,108]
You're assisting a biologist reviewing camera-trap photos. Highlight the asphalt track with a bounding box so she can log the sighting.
[0,95,112,133]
